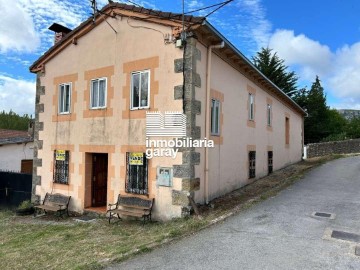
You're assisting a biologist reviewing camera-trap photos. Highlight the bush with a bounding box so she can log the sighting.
[18,200,33,210]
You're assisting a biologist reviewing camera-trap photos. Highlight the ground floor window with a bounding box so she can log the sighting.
[126,152,148,195]
[268,151,273,174]
[249,151,256,179]
[53,150,69,184]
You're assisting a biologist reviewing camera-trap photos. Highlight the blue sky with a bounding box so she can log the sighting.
[1,0,360,115]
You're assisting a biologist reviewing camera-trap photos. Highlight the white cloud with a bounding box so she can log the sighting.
[267,29,360,109]
[0,0,89,54]
[329,42,360,102]
[0,75,35,115]
[234,0,272,52]
[19,0,89,52]
[269,30,332,80]
[0,0,40,53]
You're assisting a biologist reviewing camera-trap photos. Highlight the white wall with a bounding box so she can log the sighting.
[0,142,34,172]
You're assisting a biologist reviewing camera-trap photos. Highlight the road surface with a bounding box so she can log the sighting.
[109,156,360,270]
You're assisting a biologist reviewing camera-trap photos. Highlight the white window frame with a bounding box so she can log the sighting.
[267,104,272,126]
[58,83,72,114]
[248,93,254,120]
[211,99,220,136]
[130,70,150,110]
[90,77,107,109]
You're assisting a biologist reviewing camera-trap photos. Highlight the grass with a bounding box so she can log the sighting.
[0,154,349,270]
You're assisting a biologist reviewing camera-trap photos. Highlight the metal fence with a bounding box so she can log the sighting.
[0,171,32,208]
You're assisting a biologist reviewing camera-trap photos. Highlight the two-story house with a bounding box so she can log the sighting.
[29,3,305,220]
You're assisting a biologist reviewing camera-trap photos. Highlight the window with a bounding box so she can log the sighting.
[211,99,220,135]
[131,70,150,109]
[248,93,254,120]
[249,151,256,179]
[285,117,290,145]
[90,78,107,109]
[59,83,71,114]
[268,151,273,174]
[267,104,272,126]
[126,152,148,195]
[53,150,70,184]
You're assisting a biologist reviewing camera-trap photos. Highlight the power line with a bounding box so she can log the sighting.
[201,0,234,19]
[183,0,232,16]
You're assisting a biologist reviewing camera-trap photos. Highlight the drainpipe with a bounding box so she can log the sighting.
[204,41,224,204]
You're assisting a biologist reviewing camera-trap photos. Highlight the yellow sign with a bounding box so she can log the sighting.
[56,150,66,161]
[129,153,143,165]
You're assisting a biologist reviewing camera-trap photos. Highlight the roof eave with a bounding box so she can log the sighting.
[201,20,306,116]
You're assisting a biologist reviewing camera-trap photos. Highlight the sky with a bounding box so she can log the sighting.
[1,0,360,115]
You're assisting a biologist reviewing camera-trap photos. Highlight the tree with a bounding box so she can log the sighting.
[345,117,360,139]
[252,47,298,97]
[0,110,32,131]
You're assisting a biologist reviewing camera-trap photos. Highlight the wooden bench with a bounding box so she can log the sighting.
[34,193,71,219]
[107,194,154,225]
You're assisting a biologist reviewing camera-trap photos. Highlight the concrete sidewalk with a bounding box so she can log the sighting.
[109,156,360,270]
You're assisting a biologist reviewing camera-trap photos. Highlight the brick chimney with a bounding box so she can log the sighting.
[48,23,72,44]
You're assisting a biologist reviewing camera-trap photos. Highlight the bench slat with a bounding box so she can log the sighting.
[111,209,147,217]
[108,194,154,224]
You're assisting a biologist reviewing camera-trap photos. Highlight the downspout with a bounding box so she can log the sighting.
[204,41,224,204]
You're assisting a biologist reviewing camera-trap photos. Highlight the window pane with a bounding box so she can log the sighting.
[140,72,149,107]
[91,80,99,108]
[99,79,106,107]
[59,85,65,113]
[215,102,219,133]
[132,73,140,108]
[64,85,70,112]
[211,100,215,133]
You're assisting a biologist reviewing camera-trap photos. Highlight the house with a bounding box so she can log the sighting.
[29,3,305,220]
[0,129,33,174]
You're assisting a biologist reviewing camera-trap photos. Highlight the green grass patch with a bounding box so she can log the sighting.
[0,154,347,270]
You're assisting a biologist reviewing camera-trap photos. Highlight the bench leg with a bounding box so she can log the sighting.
[108,211,113,224]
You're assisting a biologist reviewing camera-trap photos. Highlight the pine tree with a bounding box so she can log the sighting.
[252,47,298,97]
[304,76,329,143]
[0,110,32,131]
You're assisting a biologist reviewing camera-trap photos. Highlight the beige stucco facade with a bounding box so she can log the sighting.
[194,47,303,202]
[31,4,304,220]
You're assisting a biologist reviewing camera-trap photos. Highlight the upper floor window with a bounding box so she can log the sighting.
[91,78,107,109]
[248,93,254,120]
[131,70,150,109]
[267,104,272,126]
[59,83,71,114]
[211,99,220,135]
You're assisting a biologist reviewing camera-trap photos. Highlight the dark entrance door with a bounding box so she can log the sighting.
[92,154,108,207]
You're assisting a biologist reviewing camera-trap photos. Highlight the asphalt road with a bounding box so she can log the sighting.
[108,156,360,270]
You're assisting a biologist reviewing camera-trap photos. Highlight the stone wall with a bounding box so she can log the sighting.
[306,139,360,158]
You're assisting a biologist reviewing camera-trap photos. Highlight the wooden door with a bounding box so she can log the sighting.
[92,154,108,207]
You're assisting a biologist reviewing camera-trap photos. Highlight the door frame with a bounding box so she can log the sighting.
[91,153,108,207]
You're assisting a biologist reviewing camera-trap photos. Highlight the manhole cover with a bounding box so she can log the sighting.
[315,212,331,218]
[74,216,97,222]
[355,246,360,256]
[331,230,360,243]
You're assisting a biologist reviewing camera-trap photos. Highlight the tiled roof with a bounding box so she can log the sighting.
[30,3,203,72]
[0,129,33,145]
